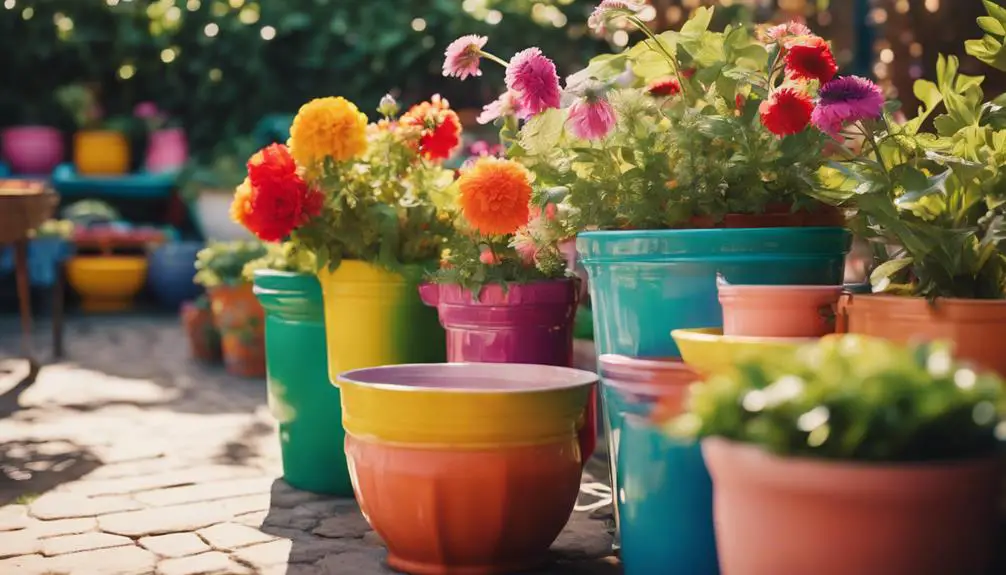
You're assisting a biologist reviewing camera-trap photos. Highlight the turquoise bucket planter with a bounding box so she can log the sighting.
[253,271,352,496]
[576,227,851,358]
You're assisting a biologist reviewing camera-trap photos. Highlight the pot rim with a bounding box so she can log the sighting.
[577,226,846,240]
[671,327,817,346]
[718,284,843,293]
[843,293,1006,308]
[339,362,597,395]
[599,354,698,383]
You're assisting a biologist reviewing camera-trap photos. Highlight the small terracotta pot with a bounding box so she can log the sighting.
[74,130,131,176]
[702,438,1001,575]
[718,284,843,338]
[208,284,265,378]
[180,300,221,362]
[838,293,1006,377]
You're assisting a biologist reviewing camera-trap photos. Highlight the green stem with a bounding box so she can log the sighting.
[479,50,510,69]
[859,122,890,180]
[624,15,691,102]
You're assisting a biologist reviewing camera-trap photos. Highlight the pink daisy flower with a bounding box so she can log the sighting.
[812,76,885,137]
[512,232,538,266]
[764,21,812,42]
[477,90,524,124]
[567,96,617,141]
[588,1,643,35]
[505,48,562,118]
[442,35,488,80]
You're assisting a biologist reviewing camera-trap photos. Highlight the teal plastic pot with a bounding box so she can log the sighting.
[253,270,351,495]
[577,227,850,358]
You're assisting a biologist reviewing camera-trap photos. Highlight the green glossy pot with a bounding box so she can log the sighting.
[253,270,351,496]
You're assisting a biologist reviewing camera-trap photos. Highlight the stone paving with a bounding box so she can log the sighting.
[0,314,619,575]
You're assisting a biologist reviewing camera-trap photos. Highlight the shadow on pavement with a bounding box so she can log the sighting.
[0,438,102,507]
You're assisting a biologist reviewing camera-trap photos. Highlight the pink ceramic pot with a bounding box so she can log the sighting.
[145,128,188,173]
[718,284,843,338]
[703,438,1001,575]
[1,126,64,175]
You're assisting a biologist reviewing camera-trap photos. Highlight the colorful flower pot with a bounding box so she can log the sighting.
[576,227,850,358]
[672,327,814,377]
[718,284,843,337]
[73,130,131,176]
[839,293,1006,378]
[145,127,188,173]
[338,363,597,575]
[66,255,148,312]
[181,299,221,362]
[418,279,597,460]
[702,438,1001,575]
[208,283,265,378]
[253,271,351,495]
[1,126,65,175]
[317,260,445,380]
[148,241,203,309]
[0,238,73,288]
[599,355,717,575]
[193,189,254,241]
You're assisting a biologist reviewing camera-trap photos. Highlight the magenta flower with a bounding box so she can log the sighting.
[505,48,561,118]
[133,101,160,119]
[812,76,885,137]
[442,35,488,80]
[588,1,643,35]
[567,96,617,141]
[477,90,524,124]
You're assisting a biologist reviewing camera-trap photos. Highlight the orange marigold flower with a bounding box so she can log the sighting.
[230,178,254,226]
[457,157,532,236]
[400,95,463,162]
[289,96,368,167]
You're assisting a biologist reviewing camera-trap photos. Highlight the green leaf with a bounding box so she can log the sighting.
[979,16,1006,36]
[895,168,951,205]
[870,257,915,286]
[519,108,566,155]
[680,6,714,37]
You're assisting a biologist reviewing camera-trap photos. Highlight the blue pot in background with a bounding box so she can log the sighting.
[147,241,203,308]
[0,237,73,287]
[576,227,850,358]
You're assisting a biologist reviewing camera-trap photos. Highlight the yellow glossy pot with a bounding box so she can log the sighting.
[67,256,148,312]
[671,327,813,376]
[316,260,445,385]
[73,130,130,176]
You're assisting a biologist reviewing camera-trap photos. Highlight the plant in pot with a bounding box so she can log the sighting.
[815,10,1006,376]
[229,93,459,380]
[243,242,352,495]
[55,84,132,177]
[180,294,222,363]
[193,240,268,377]
[0,99,65,176]
[179,138,258,242]
[672,334,1005,575]
[134,102,188,174]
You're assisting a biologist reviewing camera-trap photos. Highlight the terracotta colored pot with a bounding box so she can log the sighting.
[145,128,188,173]
[73,130,130,176]
[180,300,221,362]
[338,363,597,575]
[209,283,265,378]
[838,293,1006,377]
[702,438,1001,575]
[1,126,65,175]
[718,284,843,338]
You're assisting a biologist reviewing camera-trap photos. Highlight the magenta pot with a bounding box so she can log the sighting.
[145,128,188,173]
[1,126,64,175]
[419,278,597,460]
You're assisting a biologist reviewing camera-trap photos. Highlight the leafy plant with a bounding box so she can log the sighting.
[965,0,1006,71]
[241,241,316,281]
[194,240,268,288]
[670,335,1005,462]
[55,84,102,130]
[178,137,259,203]
[30,219,75,239]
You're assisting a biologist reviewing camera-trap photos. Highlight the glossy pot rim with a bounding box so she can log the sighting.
[339,362,598,395]
[599,353,698,384]
[671,327,817,346]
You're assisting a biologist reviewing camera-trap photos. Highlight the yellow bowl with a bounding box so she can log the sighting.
[67,256,148,312]
[671,327,814,376]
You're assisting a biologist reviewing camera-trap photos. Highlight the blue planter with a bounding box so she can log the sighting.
[576,227,850,358]
[0,238,73,288]
[147,241,203,308]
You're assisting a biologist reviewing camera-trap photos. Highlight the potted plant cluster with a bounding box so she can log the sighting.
[179,138,258,242]
[672,334,1005,575]
[55,84,133,177]
[180,294,221,363]
[822,4,1006,377]
[193,240,268,377]
[134,101,188,174]
[245,242,352,495]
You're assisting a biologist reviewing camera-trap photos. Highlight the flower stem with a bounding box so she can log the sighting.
[623,15,691,102]
[479,50,510,69]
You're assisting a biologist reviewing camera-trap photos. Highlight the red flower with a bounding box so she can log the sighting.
[784,36,838,84]
[647,77,681,97]
[248,143,297,187]
[400,95,463,162]
[735,94,746,111]
[237,144,323,242]
[759,89,813,137]
[681,68,696,79]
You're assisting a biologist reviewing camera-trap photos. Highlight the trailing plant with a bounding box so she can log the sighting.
[670,335,1005,462]
[241,241,317,281]
[194,240,268,288]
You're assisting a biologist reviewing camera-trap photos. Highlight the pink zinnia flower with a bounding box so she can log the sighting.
[512,232,538,265]
[567,96,617,140]
[442,35,488,80]
[477,90,524,124]
[764,21,812,42]
[505,48,561,118]
[133,101,160,119]
[812,75,885,137]
[588,1,643,35]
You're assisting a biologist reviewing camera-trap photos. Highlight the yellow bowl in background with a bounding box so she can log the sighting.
[671,327,814,376]
[67,256,148,312]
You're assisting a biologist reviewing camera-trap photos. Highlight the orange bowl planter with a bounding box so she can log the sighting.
[208,284,265,378]
[338,363,597,575]
[718,284,843,338]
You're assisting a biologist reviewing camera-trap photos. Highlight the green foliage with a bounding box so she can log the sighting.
[241,241,316,281]
[30,219,75,240]
[671,335,1005,462]
[816,53,1006,299]
[177,137,259,202]
[966,0,1006,71]
[194,240,267,288]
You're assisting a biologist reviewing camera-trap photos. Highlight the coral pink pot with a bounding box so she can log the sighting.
[702,438,1001,575]
[1,126,65,175]
[718,284,843,338]
[145,128,188,173]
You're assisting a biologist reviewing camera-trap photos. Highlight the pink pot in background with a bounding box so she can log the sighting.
[718,284,843,338]
[145,128,188,173]
[702,438,1001,575]
[1,126,65,175]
